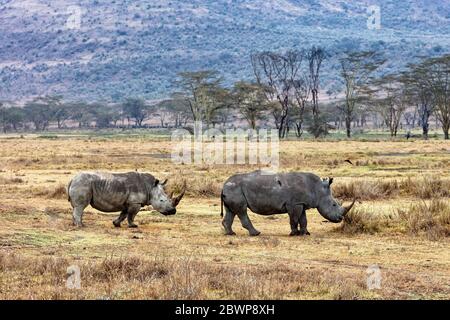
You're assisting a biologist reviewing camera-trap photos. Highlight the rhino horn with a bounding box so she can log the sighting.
[172,182,186,207]
[342,197,356,216]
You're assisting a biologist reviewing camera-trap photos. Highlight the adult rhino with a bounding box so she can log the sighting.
[68,172,185,227]
[220,170,355,236]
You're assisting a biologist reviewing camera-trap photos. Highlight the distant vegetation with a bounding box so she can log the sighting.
[1,51,449,140]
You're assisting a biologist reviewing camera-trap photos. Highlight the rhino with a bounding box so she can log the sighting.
[220,170,355,236]
[68,171,185,227]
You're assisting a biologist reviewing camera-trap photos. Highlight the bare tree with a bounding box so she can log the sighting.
[307,46,327,136]
[401,63,434,139]
[372,75,408,137]
[251,50,308,138]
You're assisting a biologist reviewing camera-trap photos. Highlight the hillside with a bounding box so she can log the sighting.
[0,0,450,102]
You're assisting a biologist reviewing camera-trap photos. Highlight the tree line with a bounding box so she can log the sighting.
[1,48,449,139]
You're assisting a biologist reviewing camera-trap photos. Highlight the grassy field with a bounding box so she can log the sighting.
[0,132,449,299]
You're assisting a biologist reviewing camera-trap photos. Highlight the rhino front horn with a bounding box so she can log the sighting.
[172,182,186,207]
[342,197,356,216]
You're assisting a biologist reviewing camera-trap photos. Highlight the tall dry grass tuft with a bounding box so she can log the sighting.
[399,176,450,199]
[398,198,450,240]
[333,176,450,201]
[169,175,221,197]
[0,176,24,184]
[338,208,390,235]
[338,199,450,240]
[333,180,398,201]
[33,184,67,199]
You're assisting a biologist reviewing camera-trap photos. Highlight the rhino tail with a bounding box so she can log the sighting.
[67,180,72,202]
[220,190,224,217]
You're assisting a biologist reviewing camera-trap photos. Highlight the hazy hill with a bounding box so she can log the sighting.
[0,0,449,102]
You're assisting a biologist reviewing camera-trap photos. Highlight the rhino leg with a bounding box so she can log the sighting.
[299,207,310,236]
[222,206,236,236]
[127,205,141,228]
[237,210,260,236]
[72,206,86,227]
[287,204,302,236]
[113,210,128,227]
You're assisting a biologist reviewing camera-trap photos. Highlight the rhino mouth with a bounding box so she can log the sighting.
[162,208,176,216]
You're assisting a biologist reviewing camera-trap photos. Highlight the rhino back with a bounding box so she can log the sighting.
[224,170,319,214]
[70,172,149,212]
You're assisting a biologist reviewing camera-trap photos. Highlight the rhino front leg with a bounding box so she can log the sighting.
[237,210,260,236]
[113,210,128,228]
[127,205,141,228]
[287,203,303,236]
[299,207,310,236]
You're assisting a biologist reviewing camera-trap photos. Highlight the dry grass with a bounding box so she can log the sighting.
[0,251,371,299]
[339,199,450,240]
[333,180,399,200]
[0,135,448,299]
[338,208,391,235]
[33,184,68,199]
[398,198,450,240]
[333,176,450,201]
[0,176,24,184]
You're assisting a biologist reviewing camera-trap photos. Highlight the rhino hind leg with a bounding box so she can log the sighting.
[113,210,128,227]
[72,206,86,227]
[127,205,141,228]
[222,206,236,235]
[237,210,260,236]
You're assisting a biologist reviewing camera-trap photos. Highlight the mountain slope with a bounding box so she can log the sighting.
[0,0,449,102]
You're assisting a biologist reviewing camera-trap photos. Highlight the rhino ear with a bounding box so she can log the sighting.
[161,179,168,186]
[329,177,334,186]
[154,179,160,187]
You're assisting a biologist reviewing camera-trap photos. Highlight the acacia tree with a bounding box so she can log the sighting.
[40,95,70,129]
[24,98,54,131]
[422,54,450,139]
[401,63,434,139]
[122,98,148,127]
[176,70,228,128]
[338,51,385,137]
[232,81,267,130]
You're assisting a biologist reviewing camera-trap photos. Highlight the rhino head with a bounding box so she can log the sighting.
[149,179,186,216]
[316,178,355,223]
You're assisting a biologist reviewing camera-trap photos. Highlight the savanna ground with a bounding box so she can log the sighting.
[0,130,449,299]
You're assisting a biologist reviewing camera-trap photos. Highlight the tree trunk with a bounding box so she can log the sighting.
[345,114,351,138]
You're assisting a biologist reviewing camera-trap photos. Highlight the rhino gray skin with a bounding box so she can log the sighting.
[68,172,185,227]
[220,170,355,236]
